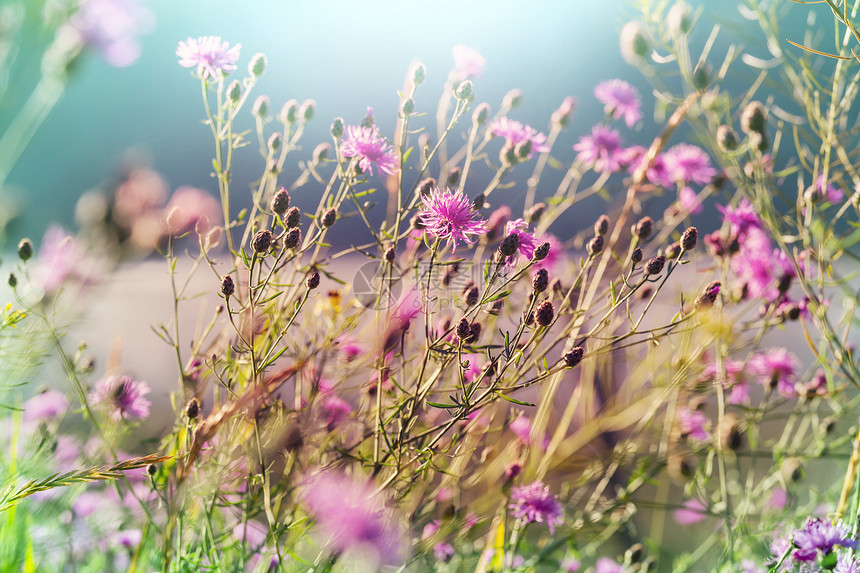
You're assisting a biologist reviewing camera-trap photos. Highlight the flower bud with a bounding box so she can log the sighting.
[620,21,650,62]
[384,247,396,263]
[417,177,436,196]
[283,227,301,249]
[251,229,273,254]
[147,463,157,476]
[502,89,522,109]
[7,273,17,288]
[271,188,290,215]
[186,398,200,419]
[666,242,681,259]
[749,131,769,152]
[285,206,301,228]
[313,142,330,163]
[533,300,554,327]
[692,62,711,91]
[221,275,235,298]
[226,80,242,104]
[267,133,282,154]
[252,95,269,117]
[300,99,316,122]
[248,53,267,77]
[472,102,490,126]
[634,216,653,240]
[533,242,551,261]
[551,96,577,128]
[455,80,473,101]
[498,233,520,258]
[646,255,666,275]
[694,281,720,309]
[465,285,479,306]
[411,62,426,86]
[526,202,546,223]
[681,226,698,251]
[718,414,743,451]
[667,2,693,35]
[532,268,549,293]
[626,543,645,564]
[280,99,299,124]
[594,214,610,236]
[631,247,643,264]
[205,227,222,249]
[306,269,320,290]
[563,346,584,368]
[331,117,345,138]
[17,238,33,262]
[741,101,767,135]
[587,235,604,257]
[447,167,462,186]
[456,317,471,341]
[321,208,337,228]
[501,142,518,166]
[400,98,415,116]
[716,125,738,152]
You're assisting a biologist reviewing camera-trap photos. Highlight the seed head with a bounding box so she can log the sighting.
[285,206,301,228]
[306,269,320,290]
[283,228,301,250]
[271,188,290,215]
[534,300,554,327]
[220,275,235,298]
[646,255,666,275]
[321,208,337,227]
[532,268,549,293]
[17,238,32,262]
[634,216,653,240]
[563,346,584,368]
[681,226,698,251]
[587,235,604,257]
[251,229,273,254]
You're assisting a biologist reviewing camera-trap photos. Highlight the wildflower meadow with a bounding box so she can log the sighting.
[6,0,860,571]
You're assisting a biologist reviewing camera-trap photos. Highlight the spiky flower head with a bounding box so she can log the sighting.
[341,125,398,176]
[90,375,151,421]
[508,481,563,533]
[419,187,487,251]
[176,36,241,80]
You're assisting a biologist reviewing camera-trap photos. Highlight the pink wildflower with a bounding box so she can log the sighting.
[488,118,550,157]
[678,186,703,215]
[508,481,563,533]
[664,143,717,185]
[503,218,537,264]
[678,407,708,441]
[321,395,352,430]
[594,79,642,128]
[164,186,221,235]
[750,348,801,397]
[89,375,152,421]
[452,45,485,81]
[595,557,624,573]
[574,125,625,173]
[66,0,151,67]
[341,125,398,176]
[674,499,708,525]
[419,187,487,251]
[23,389,69,424]
[176,36,241,79]
[811,175,843,205]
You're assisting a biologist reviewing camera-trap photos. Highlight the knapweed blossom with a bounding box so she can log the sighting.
[502,218,537,264]
[787,518,856,562]
[508,480,563,533]
[664,143,717,185]
[574,125,625,173]
[89,375,152,420]
[750,348,801,397]
[341,125,398,176]
[594,79,642,128]
[419,187,487,250]
[488,118,550,158]
[452,44,485,81]
[176,36,241,79]
[65,0,151,67]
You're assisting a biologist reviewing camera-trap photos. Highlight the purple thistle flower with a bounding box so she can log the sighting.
[664,143,717,185]
[488,118,550,157]
[452,45,485,81]
[508,481,563,533]
[65,0,151,67]
[678,407,708,441]
[419,187,487,251]
[321,395,352,431]
[302,471,404,567]
[718,198,763,238]
[750,348,801,397]
[791,518,856,562]
[811,175,843,205]
[341,125,398,176]
[533,233,563,272]
[33,226,93,294]
[23,389,69,424]
[836,551,860,573]
[503,218,537,264]
[678,186,703,215]
[89,375,151,420]
[574,125,625,173]
[674,498,707,525]
[595,557,623,573]
[176,36,241,80]
[594,79,642,128]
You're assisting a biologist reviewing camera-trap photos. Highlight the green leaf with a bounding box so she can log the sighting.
[484,290,511,303]
[495,392,535,407]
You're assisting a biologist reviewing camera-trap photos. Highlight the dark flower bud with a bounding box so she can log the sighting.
[220,275,235,298]
[331,117,345,138]
[17,238,32,262]
[300,99,316,122]
[447,167,461,186]
[147,463,158,476]
[681,226,698,251]
[740,100,767,134]
[777,273,792,294]
[784,304,801,320]
[252,95,269,117]
[563,346,584,368]
[526,202,546,223]
[455,80,474,101]
[781,457,803,483]
[466,322,482,343]
[417,177,436,196]
[472,193,486,210]
[384,247,396,263]
[515,140,532,159]
[410,214,424,230]
[268,133,282,153]
[631,247,643,264]
[694,281,721,309]
[248,53,266,77]
[533,242,551,262]
[283,228,301,250]
[821,417,836,435]
[646,255,666,275]
[550,277,564,295]
[533,300,554,327]
[594,214,610,236]
[666,242,681,259]
[464,285,480,306]
[498,233,520,258]
[306,269,320,290]
[443,269,456,287]
[634,216,653,240]
[626,543,645,564]
[692,62,711,91]
[7,272,17,288]
[400,97,415,116]
[472,102,490,126]
[271,188,290,215]
[501,142,518,165]
[186,398,200,419]
[285,206,301,228]
[456,317,471,341]
[226,80,242,104]
[279,99,298,124]
[749,131,769,152]
[411,62,426,86]
[489,299,504,315]
[716,125,738,152]
[587,235,604,256]
[321,208,337,228]
[504,461,522,481]
[251,229,273,254]
[718,414,743,451]
[533,268,549,293]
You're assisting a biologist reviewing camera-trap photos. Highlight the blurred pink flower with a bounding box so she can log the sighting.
[89,375,152,421]
[23,389,69,424]
[595,557,623,573]
[674,498,707,525]
[750,348,801,397]
[164,186,220,235]
[508,481,563,533]
[488,118,550,157]
[678,186,703,215]
[678,407,708,441]
[503,218,537,264]
[574,125,625,173]
[664,144,717,185]
[66,0,152,67]
[33,226,94,293]
[452,45,485,80]
[594,79,642,128]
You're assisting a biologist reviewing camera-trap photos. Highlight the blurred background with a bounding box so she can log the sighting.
[2,0,811,246]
